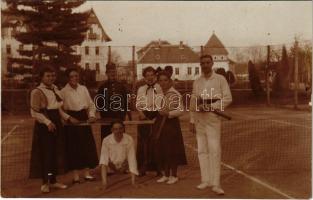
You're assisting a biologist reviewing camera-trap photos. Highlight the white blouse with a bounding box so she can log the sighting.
[30,83,69,126]
[136,83,163,111]
[61,83,96,118]
[163,87,184,119]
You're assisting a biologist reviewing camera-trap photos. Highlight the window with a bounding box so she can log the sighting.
[95,46,99,55]
[155,54,160,60]
[85,62,90,69]
[175,67,179,75]
[85,46,89,55]
[221,56,224,60]
[187,67,192,75]
[195,67,199,75]
[6,45,11,54]
[214,56,217,60]
[96,63,100,73]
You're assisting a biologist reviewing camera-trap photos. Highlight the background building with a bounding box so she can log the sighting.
[1,8,111,83]
[136,40,200,80]
[203,32,231,72]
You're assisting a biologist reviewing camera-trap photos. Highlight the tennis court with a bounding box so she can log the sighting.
[1,106,311,198]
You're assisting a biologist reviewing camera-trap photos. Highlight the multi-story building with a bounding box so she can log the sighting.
[1,14,33,80]
[76,8,111,81]
[1,8,111,82]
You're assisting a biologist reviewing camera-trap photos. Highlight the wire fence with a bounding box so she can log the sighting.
[2,40,312,107]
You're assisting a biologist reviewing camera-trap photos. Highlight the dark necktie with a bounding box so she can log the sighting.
[146,84,157,95]
[46,87,62,102]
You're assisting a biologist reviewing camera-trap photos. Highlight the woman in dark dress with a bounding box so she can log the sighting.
[61,68,98,184]
[29,67,69,193]
[153,70,187,184]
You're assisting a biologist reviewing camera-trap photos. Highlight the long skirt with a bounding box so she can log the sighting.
[64,110,98,171]
[29,109,68,184]
[136,111,159,173]
[152,114,187,168]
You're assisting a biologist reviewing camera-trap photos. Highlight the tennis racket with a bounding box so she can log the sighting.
[197,98,232,120]
[154,90,181,140]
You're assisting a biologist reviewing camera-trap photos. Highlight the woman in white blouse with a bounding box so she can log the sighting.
[152,70,187,185]
[61,68,98,184]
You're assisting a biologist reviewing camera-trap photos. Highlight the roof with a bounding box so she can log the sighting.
[204,33,228,55]
[138,43,200,64]
[137,40,171,54]
[88,8,111,42]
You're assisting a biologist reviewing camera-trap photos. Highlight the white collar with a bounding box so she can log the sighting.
[65,83,81,91]
[108,133,128,145]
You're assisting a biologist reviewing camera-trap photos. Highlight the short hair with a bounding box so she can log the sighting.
[157,70,172,81]
[142,66,156,77]
[164,65,173,75]
[110,120,125,129]
[200,54,213,62]
[65,67,79,77]
[39,66,55,78]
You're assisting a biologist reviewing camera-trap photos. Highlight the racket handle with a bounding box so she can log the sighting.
[212,110,232,120]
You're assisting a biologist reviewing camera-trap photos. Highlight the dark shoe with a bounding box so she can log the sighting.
[72,179,81,184]
[138,172,146,177]
[156,171,162,177]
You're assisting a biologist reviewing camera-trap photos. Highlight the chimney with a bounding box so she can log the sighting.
[179,41,184,49]
[154,39,161,49]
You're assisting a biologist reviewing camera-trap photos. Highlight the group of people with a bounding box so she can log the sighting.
[29,54,232,195]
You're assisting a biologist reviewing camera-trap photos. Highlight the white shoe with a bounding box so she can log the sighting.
[196,182,210,190]
[212,186,225,195]
[166,176,178,184]
[50,182,68,189]
[156,176,169,183]
[41,184,50,193]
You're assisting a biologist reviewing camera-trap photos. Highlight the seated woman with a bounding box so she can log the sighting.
[61,68,99,184]
[153,70,187,184]
[99,121,138,189]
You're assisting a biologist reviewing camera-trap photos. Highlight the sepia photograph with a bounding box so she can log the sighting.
[1,0,312,198]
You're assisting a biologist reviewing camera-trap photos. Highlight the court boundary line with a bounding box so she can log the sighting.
[184,143,295,199]
[2,119,25,143]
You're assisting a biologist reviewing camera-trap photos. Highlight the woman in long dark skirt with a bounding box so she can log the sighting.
[29,66,70,193]
[61,68,98,184]
[152,70,187,184]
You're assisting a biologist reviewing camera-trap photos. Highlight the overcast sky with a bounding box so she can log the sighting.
[80,1,312,48]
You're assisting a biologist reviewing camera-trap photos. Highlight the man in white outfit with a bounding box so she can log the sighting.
[190,54,232,195]
[99,121,139,189]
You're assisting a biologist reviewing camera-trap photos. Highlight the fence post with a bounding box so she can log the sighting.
[294,39,299,109]
[132,45,136,93]
[108,46,111,63]
[266,45,271,105]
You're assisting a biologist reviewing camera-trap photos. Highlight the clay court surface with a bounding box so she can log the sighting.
[1,105,311,198]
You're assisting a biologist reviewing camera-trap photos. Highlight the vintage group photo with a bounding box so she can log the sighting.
[1,0,312,198]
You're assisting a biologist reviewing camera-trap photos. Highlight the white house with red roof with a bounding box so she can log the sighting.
[137,40,201,80]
